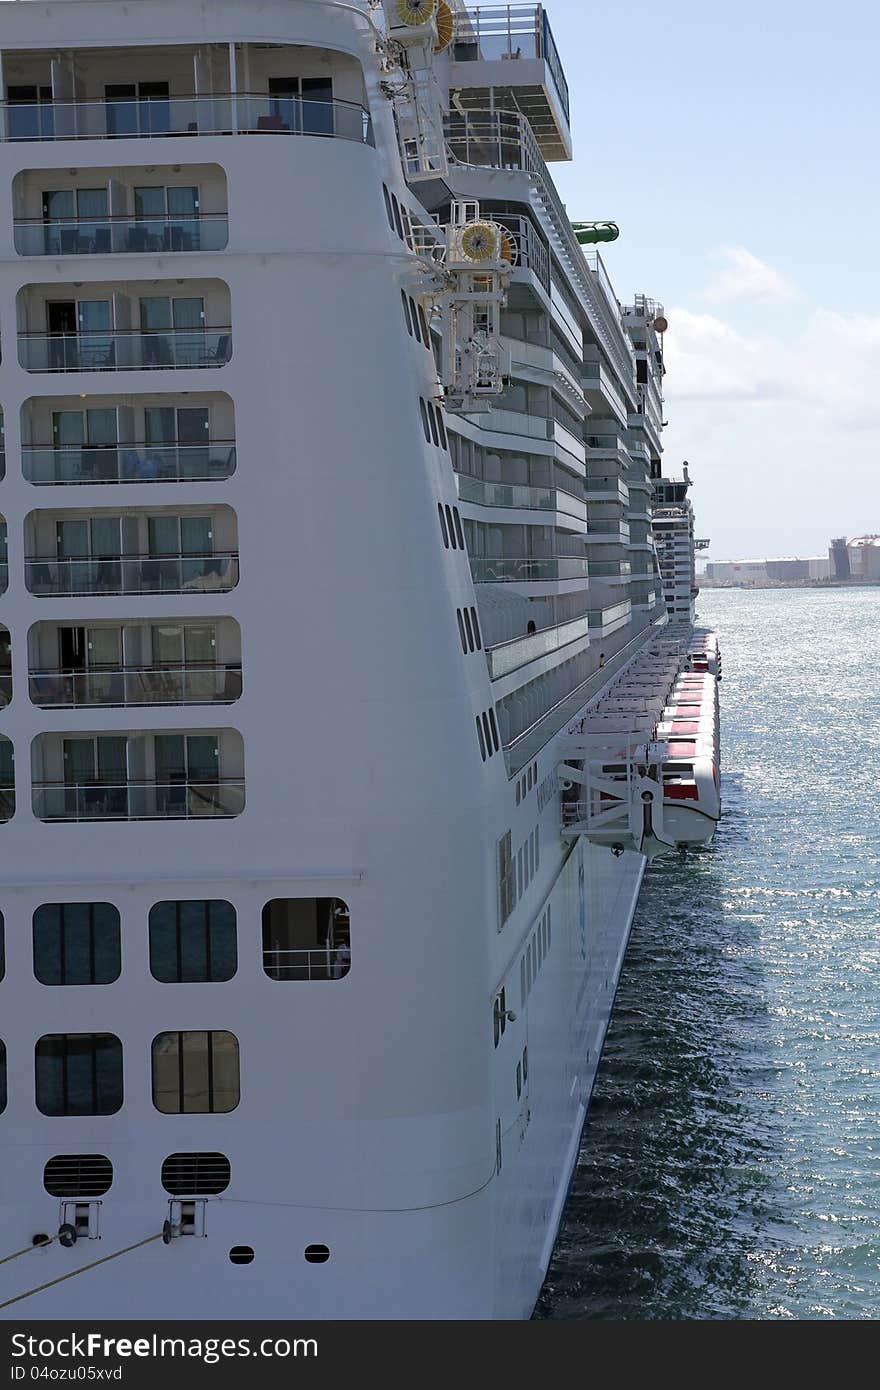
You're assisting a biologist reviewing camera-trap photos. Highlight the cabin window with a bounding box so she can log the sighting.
[149,900,237,983]
[151,1031,239,1114]
[33,904,121,985]
[35,1034,123,1115]
[261,898,350,981]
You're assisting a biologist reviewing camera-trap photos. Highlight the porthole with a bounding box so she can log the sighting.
[456,611,468,653]
[471,608,482,649]
[438,504,449,548]
[401,290,413,336]
[476,717,486,762]
[418,303,431,347]
[452,507,465,549]
[444,505,456,547]
[436,408,448,451]
[420,398,432,443]
[382,184,395,232]
[462,608,474,651]
[427,402,440,447]
[229,1246,254,1265]
[488,709,500,752]
[304,1244,330,1264]
[391,194,404,242]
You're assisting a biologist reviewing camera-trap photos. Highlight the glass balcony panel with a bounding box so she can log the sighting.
[33,779,245,821]
[18,328,232,372]
[14,215,229,256]
[23,442,235,485]
[29,665,242,708]
[470,556,589,582]
[25,553,238,596]
[0,95,373,146]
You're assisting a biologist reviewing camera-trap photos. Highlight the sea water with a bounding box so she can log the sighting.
[537,587,880,1319]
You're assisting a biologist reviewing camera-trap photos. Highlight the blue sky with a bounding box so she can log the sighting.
[545,0,880,559]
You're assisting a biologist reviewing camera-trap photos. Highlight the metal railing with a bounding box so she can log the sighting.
[23,441,236,485]
[0,95,374,145]
[452,5,570,121]
[589,601,632,627]
[18,328,232,372]
[262,947,351,982]
[29,664,243,708]
[33,779,245,821]
[14,214,229,257]
[25,553,239,596]
[446,108,635,387]
[486,614,589,679]
[495,213,550,291]
[470,556,589,582]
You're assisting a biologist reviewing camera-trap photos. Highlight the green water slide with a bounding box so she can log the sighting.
[572,222,620,245]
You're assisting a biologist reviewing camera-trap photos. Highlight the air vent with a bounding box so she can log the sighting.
[43,1155,113,1198]
[161,1152,231,1196]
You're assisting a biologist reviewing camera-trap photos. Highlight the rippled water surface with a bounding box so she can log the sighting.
[537,589,880,1319]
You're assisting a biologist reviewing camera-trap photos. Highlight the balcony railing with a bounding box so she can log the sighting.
[29,664,243,709]
[486,614,589,679]
[262,948,351,982]
[33,779,245,821]
[25,553,239,596]
[14,214,229,257]
[18,328,232,372]
[457,475,557,510]
[584,476,628,501]
[586,520,630,541]
[470,556,589,582]
[494,213,549,291]
[23,441,236,485]
[588,561,632,578]
[0,94,374,145]
[446,108,635,387]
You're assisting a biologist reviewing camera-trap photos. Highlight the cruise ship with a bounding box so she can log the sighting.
[0,0,720,1320]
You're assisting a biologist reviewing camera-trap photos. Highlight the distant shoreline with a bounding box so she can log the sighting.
[699,579,880,590]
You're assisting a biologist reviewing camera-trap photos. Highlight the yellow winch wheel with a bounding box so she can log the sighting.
[460,222,498,263]
[397,0,437,26]
[434,0,454,51]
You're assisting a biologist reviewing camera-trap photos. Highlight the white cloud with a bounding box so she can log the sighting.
[663,304,880,427]
[705,246,799,304]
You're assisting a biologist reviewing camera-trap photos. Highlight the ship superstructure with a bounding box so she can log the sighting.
[652,463,709,625]
[0,0,719,1320]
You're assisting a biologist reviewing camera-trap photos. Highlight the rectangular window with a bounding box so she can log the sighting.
[149,900,237,983]
[151,1031,240,1113]
[33,903,121,985]
[35,1033,123,1115]
[497,831,515,928]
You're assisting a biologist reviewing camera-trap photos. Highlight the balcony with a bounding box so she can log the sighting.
[456,474,585,520]
[582,358,628,425]
[19,327,232,373]
[30,664,242,709]
[584,476,628,506]
[470,556,589,582]
[450,5,571,159]
[33,778,244,822]
[588,601,632,638]
[0,94,373,146]
[486,614,589,679]
[31,729,244,822]
[25,553,239,597]
[14,214,229,257]
[586,520,630,544]
[589,560,632,579]
[23,440,236,486]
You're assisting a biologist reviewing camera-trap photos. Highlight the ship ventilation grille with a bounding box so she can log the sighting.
[161,1152,231,1196]
[44,1154,113,1197]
